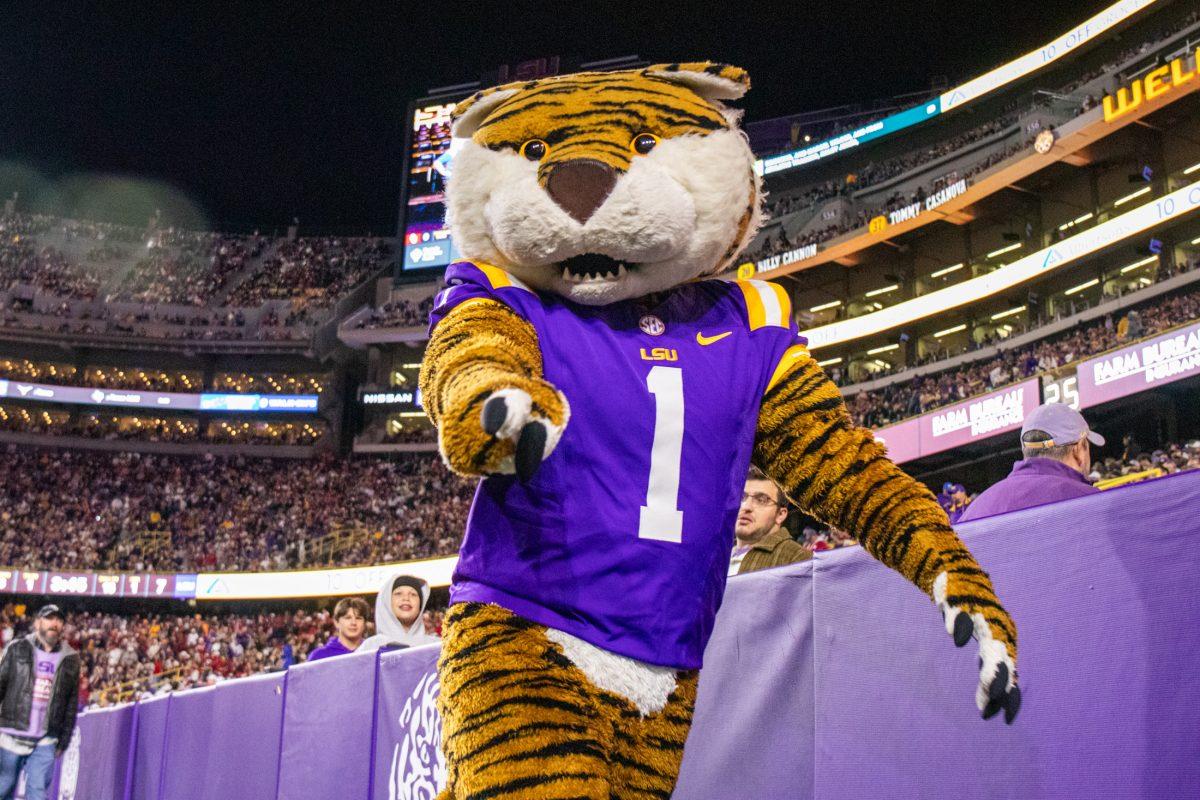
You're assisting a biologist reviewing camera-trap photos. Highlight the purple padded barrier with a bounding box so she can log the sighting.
[59,472,1200,799]
[50,702,137,800]
[675,562,816,799]
[811,470,1200,800]
[128,695,171,800]
[158,671,286,800]
[275,650,377,800]
[371,644,444,800]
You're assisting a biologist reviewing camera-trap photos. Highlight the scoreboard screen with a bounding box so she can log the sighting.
[399,97,469,272]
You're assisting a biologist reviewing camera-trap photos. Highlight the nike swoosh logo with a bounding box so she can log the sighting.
[696,331,732,346]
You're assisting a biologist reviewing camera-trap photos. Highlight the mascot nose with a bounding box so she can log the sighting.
[546,160,618,223]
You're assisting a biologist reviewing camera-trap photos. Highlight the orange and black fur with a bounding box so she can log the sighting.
[420,63,1019,800]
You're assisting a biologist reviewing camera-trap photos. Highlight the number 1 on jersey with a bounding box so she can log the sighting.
[638,366,684,542]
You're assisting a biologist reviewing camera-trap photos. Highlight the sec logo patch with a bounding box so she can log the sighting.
[639,315,665,336]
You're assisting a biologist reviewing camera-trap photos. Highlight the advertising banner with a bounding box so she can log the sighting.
[371,645,444,800]
[0,570,192,599]
[919,378,1038,454]
[277,651,378,800]
[871,378,1039,464]
[1076,319,1200,408]
[871,416,922,464]
[194,557,456,600]
[0,380,318,413]
[158,672,285,800]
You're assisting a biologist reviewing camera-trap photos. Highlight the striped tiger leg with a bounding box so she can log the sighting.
[754,354,1020,721]
[607,672,698,800]
[437,604,612,800]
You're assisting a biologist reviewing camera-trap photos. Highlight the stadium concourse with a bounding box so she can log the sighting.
[2,0,1200,796]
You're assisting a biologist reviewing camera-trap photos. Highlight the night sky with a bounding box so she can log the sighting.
[0,1,1097,235]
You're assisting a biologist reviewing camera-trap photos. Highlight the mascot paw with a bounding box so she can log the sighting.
[440,379,569,480]
[933,571,1021,724]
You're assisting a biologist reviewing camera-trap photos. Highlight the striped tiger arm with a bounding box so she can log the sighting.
[418,299,569,481]
[754,352,1021,722]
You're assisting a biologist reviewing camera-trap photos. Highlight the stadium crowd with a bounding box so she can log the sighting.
[0,213,393,338]
[0,448,471,573]
[844,286,1200,428]
[352,294,436,329]
[0,603,447,708]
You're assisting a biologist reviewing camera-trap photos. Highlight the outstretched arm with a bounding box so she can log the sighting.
[419,298,568,480]
[754,350,1020,722]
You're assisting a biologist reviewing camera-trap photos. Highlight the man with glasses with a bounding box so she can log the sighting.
[730,466,811,576]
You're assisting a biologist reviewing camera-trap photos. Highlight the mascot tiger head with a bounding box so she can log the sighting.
[445,62,762,305]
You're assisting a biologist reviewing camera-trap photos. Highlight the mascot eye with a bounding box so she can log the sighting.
[520,140,549,161]
[631,133,658,155]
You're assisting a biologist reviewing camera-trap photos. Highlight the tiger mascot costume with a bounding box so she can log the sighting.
[419,62,1021,799]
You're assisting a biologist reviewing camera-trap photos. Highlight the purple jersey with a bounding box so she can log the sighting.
[430,262,805,668]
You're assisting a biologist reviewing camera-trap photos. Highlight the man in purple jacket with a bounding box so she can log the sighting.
[959,403,1103,523]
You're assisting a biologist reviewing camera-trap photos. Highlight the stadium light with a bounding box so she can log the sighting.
[931,263,964,278]
[809,300,842,312]
[1064,278,1100,295]
[987,243,1022,258]
[1120,256,1157,273]
[816,357,842,366]
[867,343,900,354]
[865,284,899,297]
[990,307,1026,320]
[401,362,423,369]
[1059,212,1094,232]
[934,324,968,337]
[1113,187,1151,207]
[755,0,1159,178]
[801,177,1200,350]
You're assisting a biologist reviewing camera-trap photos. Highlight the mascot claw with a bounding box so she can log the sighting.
[480,387,569,481]
[935,572,1021,724]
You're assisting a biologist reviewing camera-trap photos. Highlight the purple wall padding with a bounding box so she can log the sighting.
[675,563,816,799]
[810,470,1200,800]
[158,671,286,800]
[275,649,377,800]
[51,701,137,800]
[62,471,1200,799]
[370,644,443,800]
[127,695,171,800]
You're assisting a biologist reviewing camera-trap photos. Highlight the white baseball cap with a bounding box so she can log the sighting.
[1021,403,1105,448]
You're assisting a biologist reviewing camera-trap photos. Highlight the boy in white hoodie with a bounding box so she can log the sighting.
[360,574,441,652]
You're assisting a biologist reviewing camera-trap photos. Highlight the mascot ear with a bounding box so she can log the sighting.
[451,86,521,138]
[643,62,750,102]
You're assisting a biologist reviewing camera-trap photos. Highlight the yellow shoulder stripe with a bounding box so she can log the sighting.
[475,262,533,293]
[766,345,810,393]
[735,280,791,330]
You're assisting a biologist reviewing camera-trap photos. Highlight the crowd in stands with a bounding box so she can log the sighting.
[0,603,446,708]
[845,287,1200,429]
[0,447,471,573]
[352,294,436,330]
[0,408,329,447]
[0,213,393,340]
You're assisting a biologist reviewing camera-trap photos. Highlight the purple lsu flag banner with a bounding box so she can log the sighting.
[61,471,1200,799]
